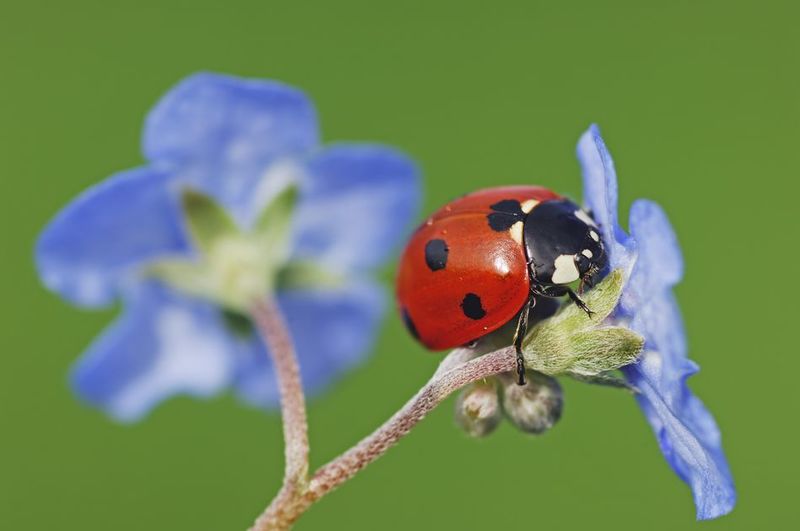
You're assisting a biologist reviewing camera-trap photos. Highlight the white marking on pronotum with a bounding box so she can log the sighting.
[552,254,580,284]
[521,199,539,214]
[509,221,524,244]
[575,209,598,227]
[589,230,600,242]
[582,249,593,259]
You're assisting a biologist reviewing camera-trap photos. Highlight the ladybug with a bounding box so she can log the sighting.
[396,186,607,385]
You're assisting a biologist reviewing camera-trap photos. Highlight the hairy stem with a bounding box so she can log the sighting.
[307,346,516,497]
[249,298,310,530]
[249,338,517,530]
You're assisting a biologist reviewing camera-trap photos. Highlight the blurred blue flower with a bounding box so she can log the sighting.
[577,125,735,519]
[36,73,420,422]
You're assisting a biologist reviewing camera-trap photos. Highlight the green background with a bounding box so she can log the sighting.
[1,1,796,529]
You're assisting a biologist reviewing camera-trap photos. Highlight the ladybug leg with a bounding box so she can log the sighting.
[531,284,594,317]
[530,284,562,298]
[565,288,594,317]
[512,294,536,386]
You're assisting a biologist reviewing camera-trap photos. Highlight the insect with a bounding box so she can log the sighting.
[396,186,607,385]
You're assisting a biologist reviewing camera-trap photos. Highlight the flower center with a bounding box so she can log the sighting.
[207,235,272,306]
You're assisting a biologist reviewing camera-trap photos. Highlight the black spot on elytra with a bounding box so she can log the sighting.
[487,199,525,231]
[460,293,487,320]
[491,199,525,215]
[424,239,449,271]
[401,307,420,340]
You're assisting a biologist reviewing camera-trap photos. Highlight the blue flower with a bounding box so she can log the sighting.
[36,73,420,422]
[577,125,736,519]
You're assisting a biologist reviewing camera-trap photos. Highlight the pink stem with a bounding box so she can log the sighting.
[248,317,517,530]
[307,347,516,497]
[249,298,310,530]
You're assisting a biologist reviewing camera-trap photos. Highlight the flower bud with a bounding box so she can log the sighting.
[455,381,502,438]
[502,372,563,435]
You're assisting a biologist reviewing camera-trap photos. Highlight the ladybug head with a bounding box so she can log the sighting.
[523,199,607,287]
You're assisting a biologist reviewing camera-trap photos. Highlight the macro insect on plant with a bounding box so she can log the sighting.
[396,186,607,385]
[35,73,735,529]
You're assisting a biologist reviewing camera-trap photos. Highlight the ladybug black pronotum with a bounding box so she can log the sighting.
[396,186,607,385]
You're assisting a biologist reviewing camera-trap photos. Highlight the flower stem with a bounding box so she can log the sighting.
[247,304,517,531]
[306,346,516,498]
[249,298,310,529]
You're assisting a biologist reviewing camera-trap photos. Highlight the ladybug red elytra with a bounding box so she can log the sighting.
[396,186,607,385]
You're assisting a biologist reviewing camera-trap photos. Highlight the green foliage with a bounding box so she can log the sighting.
[522,270,644,375]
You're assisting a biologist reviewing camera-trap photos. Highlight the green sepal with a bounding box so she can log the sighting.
[147,257,249,311]
[521,269,644,376]
[276,261,345,290]
[147,259,215,300]
[567,371,639,393]
[564,326,644,375]
[253,184,299,273]
[180,189,240,254]
[529,269,624,339]
[150,185,303,312]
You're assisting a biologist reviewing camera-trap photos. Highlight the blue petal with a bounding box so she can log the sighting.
[624,200,686,358]
[623,362,736,519]
[143,73,319,219]
[291,144,421,273]
[36,167,188,307]
[234,280,385,408]
[623,200,736,519]
[71,282,235,422]
[577,125,635,273]
[627,200,683,292]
